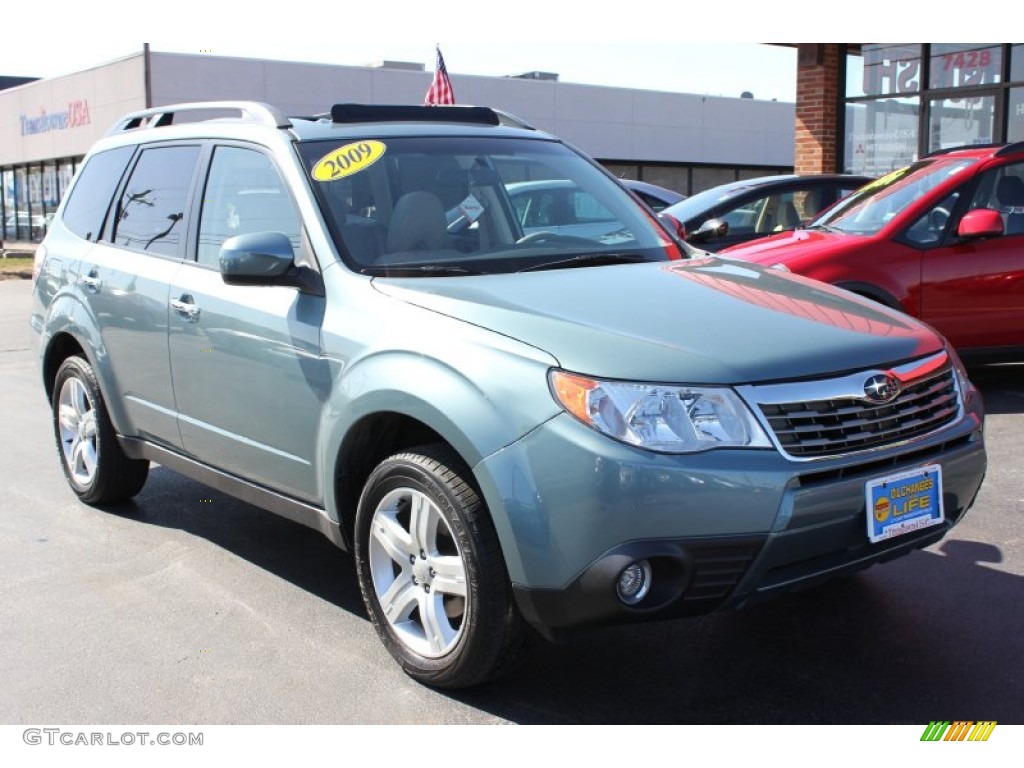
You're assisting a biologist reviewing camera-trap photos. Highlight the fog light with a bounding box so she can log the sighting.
[616,560,652,605]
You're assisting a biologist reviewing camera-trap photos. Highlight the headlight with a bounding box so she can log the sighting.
[549,370,771,453]
[947,344,976,407]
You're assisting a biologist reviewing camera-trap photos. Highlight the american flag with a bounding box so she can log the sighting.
[424,46,455,105]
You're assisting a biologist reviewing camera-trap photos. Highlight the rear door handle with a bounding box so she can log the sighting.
[170,295,201,322]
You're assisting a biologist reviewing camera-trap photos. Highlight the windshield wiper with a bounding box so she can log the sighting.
[802,223,845,234]
[516,253,649,273]
[361,264,488,277]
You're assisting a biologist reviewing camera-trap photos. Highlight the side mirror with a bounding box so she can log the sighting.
[220,232,294,282]
[957,208,1004,239]
[219,232,323,295]
[688,217,729,243]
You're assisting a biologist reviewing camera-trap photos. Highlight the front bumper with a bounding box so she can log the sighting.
[476,408,986,636]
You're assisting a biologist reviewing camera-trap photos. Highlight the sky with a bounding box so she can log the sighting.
[1,2,946,103]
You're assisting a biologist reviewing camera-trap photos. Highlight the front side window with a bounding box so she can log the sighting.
[720,191,804,236]
[298,136,678,275]
[114,146,200,258]
[197,146,301,269]
[964,161,1024,236]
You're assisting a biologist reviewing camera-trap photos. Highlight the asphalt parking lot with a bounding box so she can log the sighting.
[1,276,1022,725]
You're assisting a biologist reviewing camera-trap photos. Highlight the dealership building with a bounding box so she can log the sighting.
[3,43,1023,245]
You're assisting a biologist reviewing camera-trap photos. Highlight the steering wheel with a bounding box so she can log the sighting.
[928,207,950,231]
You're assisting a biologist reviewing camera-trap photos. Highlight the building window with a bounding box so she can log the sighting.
[928,94,996,152]
[929,44,1002,90]
[1009,88,1024,142]
[1011,45,1024,83]
[58,160,77,199]
[1,169,12,239]
[846,97,919,175]
[851,44,922,99]
[14,168,28,240]
[845,45,1022,175]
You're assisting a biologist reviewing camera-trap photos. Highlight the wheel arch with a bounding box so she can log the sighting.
[38,294,132,437]
[42,331,89,401]
[323,349,558,552]
[834,280,905,312]
[332,411,452,550]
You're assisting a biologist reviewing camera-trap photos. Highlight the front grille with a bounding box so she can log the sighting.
[749,355,960,459]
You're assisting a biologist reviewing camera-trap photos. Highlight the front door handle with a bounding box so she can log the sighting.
[170,295,201,322]
[81,269,102,292]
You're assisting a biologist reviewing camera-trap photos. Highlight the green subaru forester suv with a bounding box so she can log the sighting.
[30,102,987,689]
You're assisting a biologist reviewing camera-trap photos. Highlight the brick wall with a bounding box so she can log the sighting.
[795,44,841,174]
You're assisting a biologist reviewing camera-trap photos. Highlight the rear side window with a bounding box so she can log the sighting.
[60,146,133,241]
[114,145,201,258]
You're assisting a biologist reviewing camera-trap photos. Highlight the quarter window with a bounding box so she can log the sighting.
[114,146,200,257]
[904,192,960,246]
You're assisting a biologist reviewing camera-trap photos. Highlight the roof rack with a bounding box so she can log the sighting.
[106,101,292,136]
[328,103,534,130]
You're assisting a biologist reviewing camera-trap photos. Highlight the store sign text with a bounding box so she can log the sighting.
[863,49,999,98]
[20,100,91,136]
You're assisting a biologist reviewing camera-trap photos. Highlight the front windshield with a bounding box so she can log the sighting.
[810,158,976,236]
[298,136,679,275]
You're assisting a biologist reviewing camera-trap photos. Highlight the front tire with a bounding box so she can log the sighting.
[354,445,527,689]
[51,356,149,505]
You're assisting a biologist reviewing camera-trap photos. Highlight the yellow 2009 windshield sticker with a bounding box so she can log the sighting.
[311,140,386,181]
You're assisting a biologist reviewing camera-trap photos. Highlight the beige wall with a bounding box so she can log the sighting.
[1,49,795,170]
[0,53,146,165]
[148,52,795,168]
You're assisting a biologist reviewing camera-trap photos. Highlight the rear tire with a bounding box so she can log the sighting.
[52,356,149,505]
[354,445,528,689]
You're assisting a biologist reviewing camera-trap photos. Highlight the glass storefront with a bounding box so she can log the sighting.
[844,44,1024,175]
[0,157,80,244]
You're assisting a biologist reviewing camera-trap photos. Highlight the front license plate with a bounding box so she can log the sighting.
[865,464,944,544]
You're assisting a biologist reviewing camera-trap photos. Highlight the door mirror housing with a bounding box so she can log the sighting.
[958,208,1004,240]
[219,232,295,282]
[688,217,729,243]
[219,231,324,295]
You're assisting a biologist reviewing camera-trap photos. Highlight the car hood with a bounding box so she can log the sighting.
[371,257,942,384]
[722,228,864,266]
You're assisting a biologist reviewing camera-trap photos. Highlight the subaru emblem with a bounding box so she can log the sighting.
[863,373,901,404]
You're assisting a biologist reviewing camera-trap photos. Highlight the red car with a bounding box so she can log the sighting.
[722,143,1024,361]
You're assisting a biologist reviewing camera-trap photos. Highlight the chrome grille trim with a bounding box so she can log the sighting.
[737,352,962,461]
